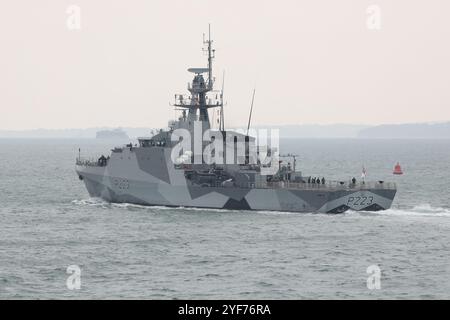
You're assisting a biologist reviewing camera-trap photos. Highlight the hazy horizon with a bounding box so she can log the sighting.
[2,122,450,139]
[2,0,450,130]
[0,120,449,131]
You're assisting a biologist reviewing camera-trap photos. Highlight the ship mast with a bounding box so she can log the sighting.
[173,25,222,130]
[205,24,214,90]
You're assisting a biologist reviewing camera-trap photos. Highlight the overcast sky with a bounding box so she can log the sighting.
[1,0,449,130]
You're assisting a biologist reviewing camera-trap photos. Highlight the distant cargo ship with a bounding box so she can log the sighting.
[96,128,129,140]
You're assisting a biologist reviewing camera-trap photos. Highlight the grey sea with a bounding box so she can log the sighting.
[1,138,449,299]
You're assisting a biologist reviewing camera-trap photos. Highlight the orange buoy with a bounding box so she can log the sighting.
[393,162,403,175]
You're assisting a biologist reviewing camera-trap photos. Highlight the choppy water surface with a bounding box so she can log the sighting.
[0,138,449,299]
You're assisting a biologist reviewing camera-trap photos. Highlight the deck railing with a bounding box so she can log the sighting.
[76,156,395,190]
[76,157,107,167]
[232,180,396,191]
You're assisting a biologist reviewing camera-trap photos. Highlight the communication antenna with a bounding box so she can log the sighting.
[220,70,225,131]
[246,88,256,136]
[203,24,215,90]
[281,153,299,172]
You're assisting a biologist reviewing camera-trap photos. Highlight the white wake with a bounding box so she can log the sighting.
[72,198,450,218]
[360,204,450,218]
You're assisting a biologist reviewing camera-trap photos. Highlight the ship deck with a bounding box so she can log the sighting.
[236,180,396,191]
[76,160,396,191]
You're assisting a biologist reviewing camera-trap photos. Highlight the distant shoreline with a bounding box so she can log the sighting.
[1,122,449,139]
[1,137,450,141]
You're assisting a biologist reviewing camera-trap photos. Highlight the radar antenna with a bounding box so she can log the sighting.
[220,70,225,131]
[246,88,256,136]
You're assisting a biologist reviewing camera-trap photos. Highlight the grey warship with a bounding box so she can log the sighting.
[76,30,396,213]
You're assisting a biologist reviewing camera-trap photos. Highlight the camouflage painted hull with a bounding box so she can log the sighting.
[75,31,397,214]
[75,148,396,213]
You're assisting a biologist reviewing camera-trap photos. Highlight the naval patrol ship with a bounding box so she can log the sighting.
[76,29,396,213]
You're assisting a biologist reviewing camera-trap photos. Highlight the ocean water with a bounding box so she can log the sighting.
[0,138,449,299]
